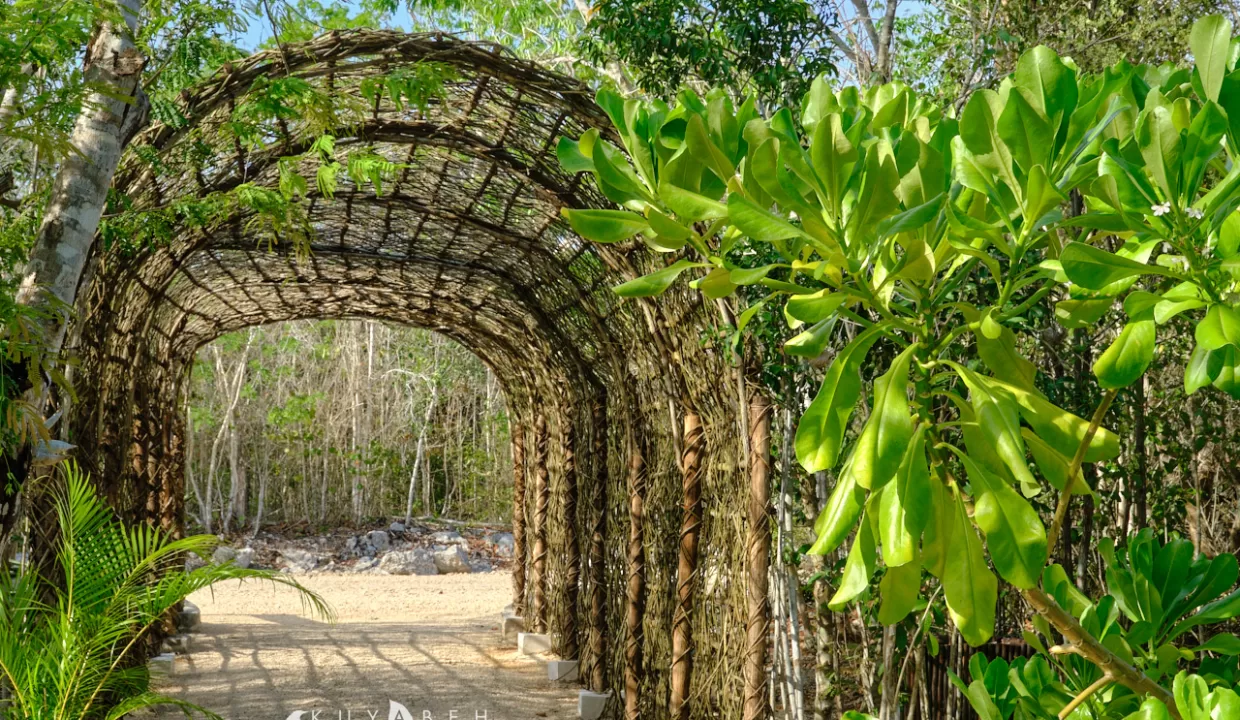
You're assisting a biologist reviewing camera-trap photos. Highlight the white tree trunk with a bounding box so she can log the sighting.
[403,387,437,525]
[17,0,148,350]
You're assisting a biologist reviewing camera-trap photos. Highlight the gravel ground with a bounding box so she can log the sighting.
[150,573,580,720]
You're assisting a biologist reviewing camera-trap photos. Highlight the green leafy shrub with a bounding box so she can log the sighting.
[0,465,332,719]
[958,531,1240,718]
[560,12,1240,718]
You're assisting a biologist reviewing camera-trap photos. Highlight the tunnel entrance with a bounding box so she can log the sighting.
[57,31,763,720]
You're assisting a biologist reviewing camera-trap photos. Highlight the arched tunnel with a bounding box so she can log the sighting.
[57,31,769,720]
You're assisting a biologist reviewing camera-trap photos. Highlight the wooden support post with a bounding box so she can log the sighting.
[511,420,527,617]
[532,412,550,633]
[588,398,609,690]
[671,410,704,720]
[624,430,647,720]
[744,392,772,720]
[559,393,581,660]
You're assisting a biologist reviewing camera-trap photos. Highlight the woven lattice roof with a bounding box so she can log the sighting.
[87,30,647,391]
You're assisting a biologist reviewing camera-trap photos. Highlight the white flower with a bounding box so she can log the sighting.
[1187,207,1204,219]
[1152,202,1171,216]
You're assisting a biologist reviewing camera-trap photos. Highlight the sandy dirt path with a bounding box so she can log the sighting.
[151,573,579,720]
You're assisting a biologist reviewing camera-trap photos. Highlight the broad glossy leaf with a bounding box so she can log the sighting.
[785,319,836,358]
[1055,298,1113,330]
[848,345,916,490]
[561,208,650,243]
[1024,430,1089,495]
[1013,45,1078,132]
[1194,634,1240,655]
[953,364,1038,493]
[1061,242,1168,291]
[942,488,998,647]
[1185,344,1224,394]
[557,135,594,173]
[1137,105,1182,200]
[879,426,932,567]
[958,452,1047,589]
[1174,672,1211,720]
[698,267,736,299]
[1094,318,1155,389]
[1195,304,1240,350]
[998,89,1053,174]
[612,259,700,297]
[808,461,866,556]
[1192,15,1234,102]
[729,193,805,244]
[878,559,922,625]
[786,290,847,325]
[810,113,857,218]
[795,325,886,472]
[922,477,954,579]
[659,182,726,221]
[829,512,877,610]
[1122,698,1172,720]
[982,376,1120,462]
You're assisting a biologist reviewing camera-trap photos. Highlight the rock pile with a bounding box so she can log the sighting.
[188,520,514,577]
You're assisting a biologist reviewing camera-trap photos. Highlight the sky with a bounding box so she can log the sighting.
[234,1,412,52]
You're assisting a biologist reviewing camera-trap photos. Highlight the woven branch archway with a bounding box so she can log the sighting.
[61,32,766,720]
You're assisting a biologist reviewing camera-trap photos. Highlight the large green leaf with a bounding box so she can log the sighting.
[878,559,922,625]
[795,325,886,472]
[728,193,806,244]
[1122,698,1173,720]
[829,512,877,610]
[1191,15,1234,102]
[1061,242,1168,291]
[1195,304,1240,350]
[952,364,1038,493]
[998,89,1053,174]
[941,488,998,647]
[786,290,847,325]
[659,182,727,221]
[612,259,701,297]
[1094,318,1156,389]
[981,376,1120,462]
[1013,45,1078,132]
[1137,105,1182,200]
[878,426,931,567]
[561,209,650,243]
[808,460,866,557]
[958,452,1047,589]
[847,344,916,490]
[922,475,955,579]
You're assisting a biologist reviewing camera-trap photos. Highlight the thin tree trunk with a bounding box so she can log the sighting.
[745,392,772,720]
[588,397,608,690]
[624,429,647,720]
[531,412,550,633]
[1132,376,1148,533]
[403,388,437,524]
[560,393,581,661]
[511,419,528,617]
[671,409,705,720]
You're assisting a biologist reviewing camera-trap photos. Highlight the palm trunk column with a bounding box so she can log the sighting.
[670,409,705,720]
